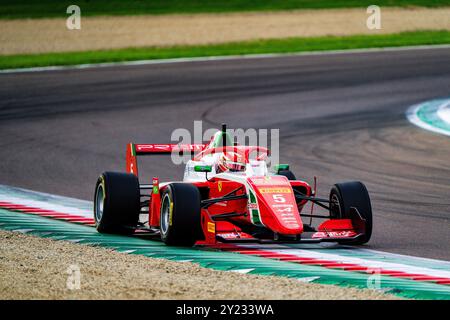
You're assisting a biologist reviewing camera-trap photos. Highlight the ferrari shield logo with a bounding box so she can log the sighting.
[218,181,222,192]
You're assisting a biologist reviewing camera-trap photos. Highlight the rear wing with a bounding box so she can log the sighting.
[126,143,206,176]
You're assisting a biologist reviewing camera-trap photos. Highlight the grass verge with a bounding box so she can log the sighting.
[1,0,449,19]
[1,30,449,70]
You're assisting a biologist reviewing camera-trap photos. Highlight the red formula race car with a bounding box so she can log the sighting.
[94,125,372,246]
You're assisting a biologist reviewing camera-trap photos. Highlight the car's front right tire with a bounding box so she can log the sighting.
[278,169,297,180]
[329,181,373,245]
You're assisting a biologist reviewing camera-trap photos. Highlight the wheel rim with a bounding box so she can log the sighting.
[160,193,171,235]
[330,193,342,218]
[95,184,104,222]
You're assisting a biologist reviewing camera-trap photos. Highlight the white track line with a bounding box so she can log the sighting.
[239,244,450,279]
[359,248,450,269]
[1,44,450,74]
[0,195,91,218]
[0,185,91,218]
[437,101,450,124]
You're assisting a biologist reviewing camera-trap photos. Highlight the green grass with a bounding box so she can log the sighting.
[1,0,449,19]
[1,31,449,70]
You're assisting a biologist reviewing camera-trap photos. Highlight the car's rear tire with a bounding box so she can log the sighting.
[94,172,140,235]
[329,181,372,245]
[278,169,297,180]
[160,183,202,246]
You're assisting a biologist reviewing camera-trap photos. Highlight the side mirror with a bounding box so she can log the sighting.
[194,165,212,173]
[274,164,289,172]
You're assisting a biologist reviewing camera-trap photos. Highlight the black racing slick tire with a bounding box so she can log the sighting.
[94,172,140,235]
[329,181,372,245]
[278,169,297,181]
[160,183,202,246]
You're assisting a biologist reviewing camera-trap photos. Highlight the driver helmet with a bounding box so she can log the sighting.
[217,152,245,172]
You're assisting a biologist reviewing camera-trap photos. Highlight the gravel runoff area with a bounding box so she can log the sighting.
[0,230,397,300]
[1,7,449,55]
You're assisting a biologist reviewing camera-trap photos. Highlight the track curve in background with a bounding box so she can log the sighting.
[407,98,450,137]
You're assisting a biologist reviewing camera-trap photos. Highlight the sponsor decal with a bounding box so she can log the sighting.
[169,201,173,226]
[137,144,171,152]
[259,187,291,194]
[276,206,293,213]
[152,177,159,194]
[247,203,258,210]
[207,222,215,233]
[136,144,204,152]
[280,216,297,221]
[312,231,357,239]
[248,189,263,226]
[250,177,275,185]
[219,232,254,240]
[100,176,106,198]
[214,202,227,207]
[218,233,236,239]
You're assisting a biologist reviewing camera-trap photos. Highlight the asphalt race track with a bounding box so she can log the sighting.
[0,47,449,260]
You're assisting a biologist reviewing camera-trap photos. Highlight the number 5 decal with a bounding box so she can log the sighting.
[273,194,286,203]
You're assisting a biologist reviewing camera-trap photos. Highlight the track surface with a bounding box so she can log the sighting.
[0,48,449,260]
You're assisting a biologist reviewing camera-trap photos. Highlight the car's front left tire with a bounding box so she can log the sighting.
[160,183,203,246]
[94,172,140,235]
